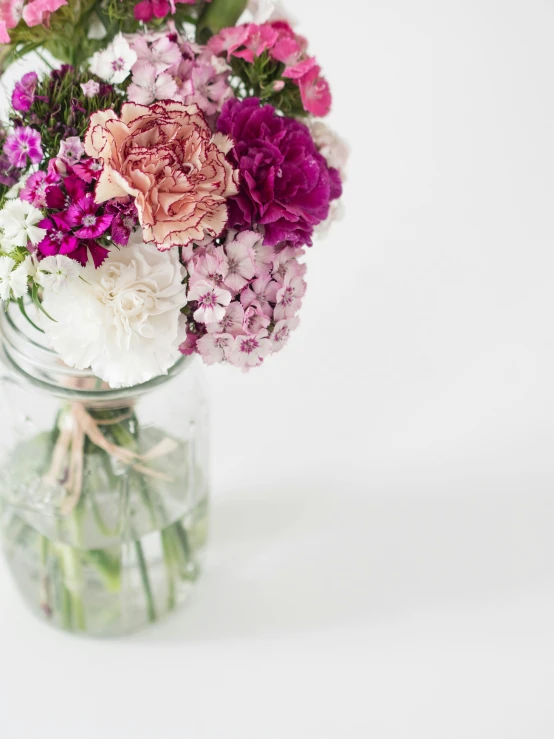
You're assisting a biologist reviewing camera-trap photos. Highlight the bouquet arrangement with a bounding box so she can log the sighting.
[0,0,347,389]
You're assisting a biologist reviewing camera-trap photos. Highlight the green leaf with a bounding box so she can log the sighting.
[17,297,44,334]
[31,283,57,323]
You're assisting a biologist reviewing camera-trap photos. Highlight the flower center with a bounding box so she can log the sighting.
[200,292,216,307]
[111,57,126,71]
[240,338,258,354]
[82,215,97,227]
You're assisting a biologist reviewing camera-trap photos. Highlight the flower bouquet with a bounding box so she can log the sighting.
[0,0,347,635]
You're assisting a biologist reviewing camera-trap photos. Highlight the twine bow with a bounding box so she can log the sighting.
[43,403,178,516]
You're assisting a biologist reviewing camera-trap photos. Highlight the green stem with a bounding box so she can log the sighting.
[134,538,156,624]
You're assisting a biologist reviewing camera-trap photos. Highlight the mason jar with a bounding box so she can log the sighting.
[0,301,209,637]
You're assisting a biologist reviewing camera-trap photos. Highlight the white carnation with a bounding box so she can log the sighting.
[309,121,349,180]
[42,236,187,388]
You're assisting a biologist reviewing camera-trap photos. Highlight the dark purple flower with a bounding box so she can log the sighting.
[37,215,78,258]
[217,98,342,247]
[46,175,87,210]
[70,240,109,268]
[73,157,104,184]
[21,171,59,208]
[12,72,38,113]
[106,198,138,246]
[4,126,43,168]
[66,195,113,239]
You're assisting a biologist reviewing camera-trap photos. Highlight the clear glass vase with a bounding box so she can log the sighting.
[0,303,209,637]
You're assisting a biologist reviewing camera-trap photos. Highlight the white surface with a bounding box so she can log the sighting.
[2,1,554,736]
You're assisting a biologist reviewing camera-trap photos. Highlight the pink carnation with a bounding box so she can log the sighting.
[84,101,239,249]
[0,20,9,43]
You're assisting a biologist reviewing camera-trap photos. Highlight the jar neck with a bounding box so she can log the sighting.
[0,301,190,404]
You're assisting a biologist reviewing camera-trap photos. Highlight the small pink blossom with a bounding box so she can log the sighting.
[0,0,23,30]
[206,302,245,337]
[274,270,306,321]
[189,247,227,288]
[233,24,279,63]
[227,329,272,370]
[271,36,303,67]
[299,65,332,117]
[207,26,250,60]
[197,332,233,365]
[281,56,317,80]
[131,35,181,75]
[240,273,279,317]
[222,231,256,293]
[127,67,177,105]
[270,316,300,353]
[58,137,85,166]
[271,246,306,283]
[243,302,270,334]
[188,279,232,324]
[20,170,58,208]
[179,329,198,356]
[22,0,67,27]
[80,80,100,98]
[0,20,9,43]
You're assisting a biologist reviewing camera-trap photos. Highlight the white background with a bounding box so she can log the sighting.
[2,0,554,736]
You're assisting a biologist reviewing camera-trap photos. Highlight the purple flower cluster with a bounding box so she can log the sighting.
[20,158,138,268]
[217,98,342,248]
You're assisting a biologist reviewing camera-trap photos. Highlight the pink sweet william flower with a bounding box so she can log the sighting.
[233,23,279,63]
[240,273,279,318]
[0,0,24,30]
[0,20,9,43]
[22,0,67,27]
[66,195,113,239]
[208,25,251,60]
[271,36,303,68]
[197,332,233,365]
[179,329,199,357]
[20,170,58,208]
[131,35,181,75]
[188,279,232,324]
[243,302,270,334]
[298,65,332,117]
[58,137,85,166]
[133,0,170,22]
[222,231,257,293]
[227,329,272,370]
[4,127,43,168]
[127,67,177,105]
[206,302,245,337]
[270,316,300,353]
[281,56,317,80]
[274,270,306,321]
[80,80,100,98]
[12,72,38,112]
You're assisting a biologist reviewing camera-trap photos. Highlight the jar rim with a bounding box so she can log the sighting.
[0,301,191,402]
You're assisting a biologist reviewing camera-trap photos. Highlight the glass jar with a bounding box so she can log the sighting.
[0,302,209,637]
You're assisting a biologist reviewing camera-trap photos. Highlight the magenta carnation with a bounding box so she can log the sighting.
[216,98,342,247]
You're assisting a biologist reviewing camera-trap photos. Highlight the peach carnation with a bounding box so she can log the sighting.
[84,101,239,250]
